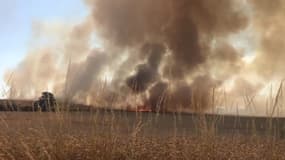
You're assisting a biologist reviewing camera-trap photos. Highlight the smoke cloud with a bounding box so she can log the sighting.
[126,43,165,93]
[5,0,285,113]
[249,0,285,79]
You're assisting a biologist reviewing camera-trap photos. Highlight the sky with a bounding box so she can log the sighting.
[0,0,87,91]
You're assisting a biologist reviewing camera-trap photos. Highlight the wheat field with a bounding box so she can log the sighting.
[0,111,284,160]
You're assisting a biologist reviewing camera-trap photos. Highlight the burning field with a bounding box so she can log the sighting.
[2,0,285,159]
[4,0,285,114]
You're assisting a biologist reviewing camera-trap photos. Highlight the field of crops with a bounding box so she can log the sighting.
[0,111,285,159]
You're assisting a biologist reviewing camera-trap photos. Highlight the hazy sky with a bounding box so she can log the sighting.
[0,0,87,89]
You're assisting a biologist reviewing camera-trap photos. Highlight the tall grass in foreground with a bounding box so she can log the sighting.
[2,77,285,159]
[0,111,284,160]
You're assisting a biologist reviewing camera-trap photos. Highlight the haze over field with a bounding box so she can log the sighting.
[2,0,285,114]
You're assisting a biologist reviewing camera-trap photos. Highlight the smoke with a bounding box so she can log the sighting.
[147,81,168,112]
[126,43,165,93]
[6,0,285,113]
[5,49,59,98]
[66,50,108,100]
[249,0,285,79]
[90,0,247,78]
[88,0,248,110]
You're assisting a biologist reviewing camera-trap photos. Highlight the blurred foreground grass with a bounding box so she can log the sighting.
[0,112,285,160]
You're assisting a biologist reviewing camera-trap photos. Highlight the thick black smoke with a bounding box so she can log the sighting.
[88,0,248,111]
[126,43,165,93]
[6,0,254,112]
[147,81,168,112]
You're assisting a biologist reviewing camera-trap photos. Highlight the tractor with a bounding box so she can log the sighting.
[33,92,57,112]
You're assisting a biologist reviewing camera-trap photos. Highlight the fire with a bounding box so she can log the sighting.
[136,105,152,112]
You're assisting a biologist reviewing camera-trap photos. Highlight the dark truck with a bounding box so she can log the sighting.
[33,92,57,112]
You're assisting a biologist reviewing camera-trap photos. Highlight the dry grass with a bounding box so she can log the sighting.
[0,112,284,160]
